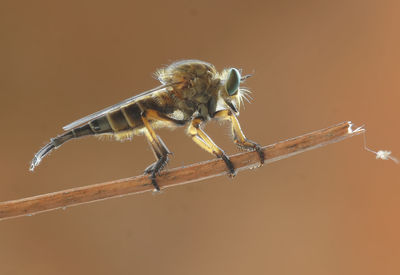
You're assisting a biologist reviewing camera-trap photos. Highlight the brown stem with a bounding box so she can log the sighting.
[0,121,364,220]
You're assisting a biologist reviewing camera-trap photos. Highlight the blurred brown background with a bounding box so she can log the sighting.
[1,0,399,274]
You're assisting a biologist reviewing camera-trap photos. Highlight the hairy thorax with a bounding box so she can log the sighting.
[156,60,221,119]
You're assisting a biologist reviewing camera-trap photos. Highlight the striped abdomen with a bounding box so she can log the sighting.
[89,103,144,136]
[31,101,168,171]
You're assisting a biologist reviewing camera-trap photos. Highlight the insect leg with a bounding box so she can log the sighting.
[140,109,171,191]
[144,109,187,126]
[214,109,264,165]
[187,118,236,176]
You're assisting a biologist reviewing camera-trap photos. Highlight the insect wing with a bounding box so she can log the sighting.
[62,84,173,131]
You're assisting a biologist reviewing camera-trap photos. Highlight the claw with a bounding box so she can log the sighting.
[236,140,264,166]
[144,155,169,191]
[151,175,161,192]
[254,144,265,166]
[220,154,236,177]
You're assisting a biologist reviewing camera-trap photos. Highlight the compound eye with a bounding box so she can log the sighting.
[226,68,240,96]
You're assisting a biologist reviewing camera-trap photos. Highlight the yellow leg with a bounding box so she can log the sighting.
[141,113,168,157]
[139,107,172,191]
[187,118,235,175]
[145,109,187,126]
[214,109,264,164]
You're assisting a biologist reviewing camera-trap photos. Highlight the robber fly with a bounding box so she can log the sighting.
[30,60,264,191]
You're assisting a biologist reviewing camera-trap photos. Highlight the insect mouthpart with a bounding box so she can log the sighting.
[225,99,238,113]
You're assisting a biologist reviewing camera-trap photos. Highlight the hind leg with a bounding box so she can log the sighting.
[143,135,171,192]
[140,109,172,191]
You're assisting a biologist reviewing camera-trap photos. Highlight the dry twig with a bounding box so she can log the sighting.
[0,121,364,220]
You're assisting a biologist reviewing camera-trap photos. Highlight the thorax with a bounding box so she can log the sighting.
[157,60,221,119]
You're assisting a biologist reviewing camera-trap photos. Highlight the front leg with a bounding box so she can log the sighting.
[213,109,264,165]
[187,118,236,176]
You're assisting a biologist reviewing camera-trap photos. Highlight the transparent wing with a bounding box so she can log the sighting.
[62,83,175,131]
